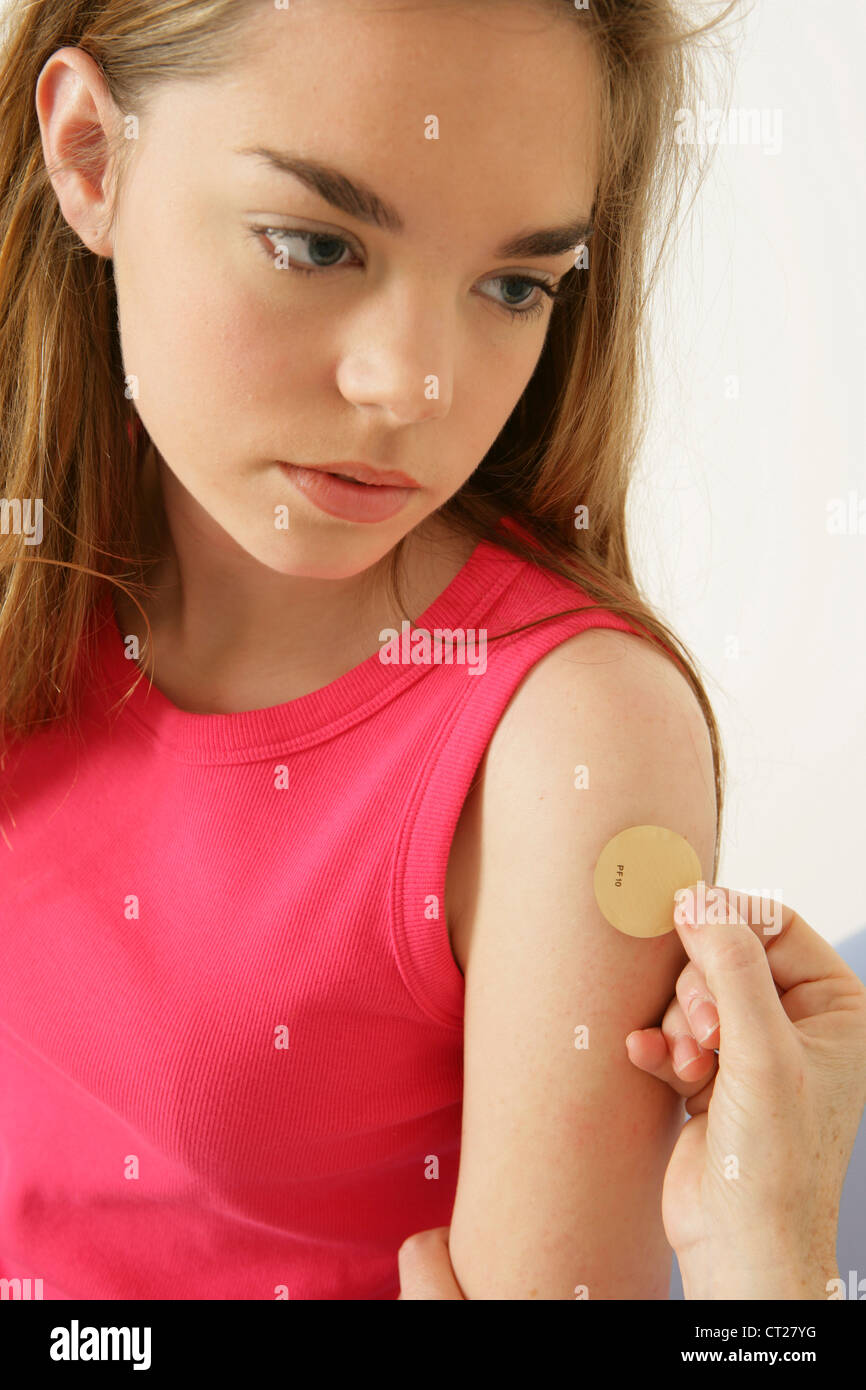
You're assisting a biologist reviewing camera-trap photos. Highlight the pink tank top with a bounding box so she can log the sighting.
[0,531,648,1300]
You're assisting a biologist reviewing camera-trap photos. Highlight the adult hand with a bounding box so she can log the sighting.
[397,885,866,1299]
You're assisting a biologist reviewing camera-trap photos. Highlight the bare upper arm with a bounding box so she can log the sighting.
[446,626,717,1299]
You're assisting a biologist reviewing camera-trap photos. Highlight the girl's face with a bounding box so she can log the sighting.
[109,0,600,579]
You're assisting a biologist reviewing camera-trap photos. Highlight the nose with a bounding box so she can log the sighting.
[335,281,455,424]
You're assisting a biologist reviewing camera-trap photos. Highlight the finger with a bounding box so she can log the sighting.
[626,1022,717,1095]
[679,884,858,997]
[673,884,794,1059]
[397,1228,466,1301]
[674,959,720,1049]
[661,995,718,1077]
[684,1072,716,1116]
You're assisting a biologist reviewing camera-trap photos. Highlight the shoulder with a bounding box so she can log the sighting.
[446,625,717,972]
[490,625,715,792]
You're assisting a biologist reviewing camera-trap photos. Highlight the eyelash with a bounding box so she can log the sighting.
[248,225,575,324]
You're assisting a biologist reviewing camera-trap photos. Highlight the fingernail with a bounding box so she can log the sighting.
[690,1001,719,1044]
[673,1035,703,1071]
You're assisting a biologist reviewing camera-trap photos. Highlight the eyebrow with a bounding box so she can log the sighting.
[235,146,594,258]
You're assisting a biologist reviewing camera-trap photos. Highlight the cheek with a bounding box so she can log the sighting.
[451,339,544,490]
[209,295,327,416]
[460,336,545,452]
[118,242,320,452]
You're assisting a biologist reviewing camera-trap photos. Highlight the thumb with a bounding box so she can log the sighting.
[397,1227,466,1300]
[673,885,791,1062]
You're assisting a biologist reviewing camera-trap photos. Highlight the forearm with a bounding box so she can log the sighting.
[678,1224,840,1300]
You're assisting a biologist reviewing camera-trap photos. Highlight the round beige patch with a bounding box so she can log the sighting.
[593,825,702,938]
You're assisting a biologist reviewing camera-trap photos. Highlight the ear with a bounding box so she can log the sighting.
[35,46,123,260]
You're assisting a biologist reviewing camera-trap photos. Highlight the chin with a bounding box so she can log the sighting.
[248,534,399,582]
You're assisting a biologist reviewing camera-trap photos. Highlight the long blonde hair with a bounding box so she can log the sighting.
[0,0,738,878]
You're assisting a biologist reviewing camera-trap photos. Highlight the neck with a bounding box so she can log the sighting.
[114,448,478,714]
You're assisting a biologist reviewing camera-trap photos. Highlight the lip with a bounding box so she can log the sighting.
[312,461,420,488]
[278,461,418,523]
[286,461,419,489]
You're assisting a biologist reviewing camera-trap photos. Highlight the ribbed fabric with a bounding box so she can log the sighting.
[0,529,647,1300]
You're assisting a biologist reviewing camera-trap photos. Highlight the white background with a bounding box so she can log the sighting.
[634,0,865,944]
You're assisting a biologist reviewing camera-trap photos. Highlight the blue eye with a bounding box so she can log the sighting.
[249,225,561,324]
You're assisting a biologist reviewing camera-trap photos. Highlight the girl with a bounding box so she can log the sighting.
[0,0,733,1300]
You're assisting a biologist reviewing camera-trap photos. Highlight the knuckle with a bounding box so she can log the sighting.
[711,928,764,974]
[676,965,708,1011]
[662,996,690,1029]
